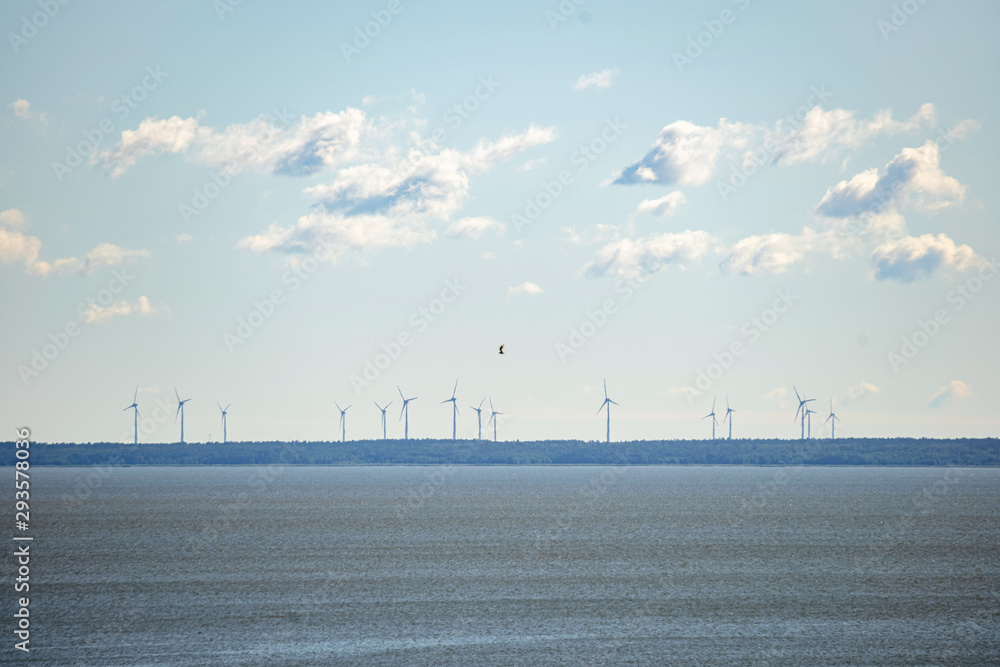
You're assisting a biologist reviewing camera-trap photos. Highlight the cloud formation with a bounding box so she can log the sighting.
[845,380,880,403]
[928,380,972,408]
[508,282,544,296]
[239,125,556,259]
[870,233,979,282]
[100,109,367,177]
[80,295,158,324]
[612,104,940,187]
[8,99,46,122]
[583,230,716,279]
[572,68,620,91]
[445,216,505,239]
[634,191,687,218]
[0,212,149,276]
[816,141,966,218]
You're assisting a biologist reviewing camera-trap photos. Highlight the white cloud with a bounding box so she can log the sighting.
[239,125,556,259]
[719,228,839,276]
[445,216,505,239]
[613,119,750,186]
[175,233,192,243]
[668,386,699,401]
[816,141,966,218]
[561,224,620,247]
[0,216,149,277]
[870,233,979,282]
[583,230,717,279]
[634,191,687,218]
[8,99,46,123]
[516,157,548,172]
[772,102,937,165]
[613,103,946,187]
[928,380,972,408]
[845,380,880,403]
[573,68,620,91]
[80,295,158,324]
[0,209,27,229]
[508,282,544,296]
[763,387,789,409]
[101,109,368,177]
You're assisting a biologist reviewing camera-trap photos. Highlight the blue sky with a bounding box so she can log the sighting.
[3,0,998,443]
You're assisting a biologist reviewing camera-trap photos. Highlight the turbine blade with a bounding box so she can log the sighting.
[225,403,231,411]
[133,385,138,403]
[478,397,485,409]
[398,386,405,401]
[609,399,619,406]
[452,379,458,397]
[603,379,608,399]
[175,387,180,402]
[386,401,392,410]
[793,385,801,402]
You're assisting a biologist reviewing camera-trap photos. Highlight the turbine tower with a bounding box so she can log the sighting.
[123,386,139,445]
[703,397,719,440]
[805,408,817,439]
[218,403,230,443]
[398,386,418,440]
[596,379,619,443]
[441,379,459,440]
[174,387,191,444]
[824,399,841,439]
[487,399,502,443]
[374,401,392,440]
[336,403,351,443]
[722,395,736,440]
[469,398,486,440]
[793,386,815,440]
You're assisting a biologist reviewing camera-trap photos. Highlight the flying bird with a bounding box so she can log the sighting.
[498,344,504,355]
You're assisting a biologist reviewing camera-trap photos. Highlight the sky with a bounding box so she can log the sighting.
[2,0,998,443]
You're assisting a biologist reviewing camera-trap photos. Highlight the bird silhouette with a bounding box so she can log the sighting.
[498,344,504,354]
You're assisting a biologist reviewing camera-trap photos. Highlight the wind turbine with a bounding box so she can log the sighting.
[398,386,418,440]
[824,399,841,439]
[441,379,460,440]
[703,397,719,440]
[175,387,191,444]
[596,379,619,443]
[722,395,736,440]
[218,403,230,443]
[793,386,815,440]
[374,401,392,440]
[123,386,139,445]
[336,403,351,442]
[805,408,817,439]
[487,399,502,443]
[469,398,486,440]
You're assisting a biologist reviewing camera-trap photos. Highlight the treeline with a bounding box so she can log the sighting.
[3,438,999,466]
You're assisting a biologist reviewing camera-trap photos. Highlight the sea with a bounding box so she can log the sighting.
[12,466,1000,665]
